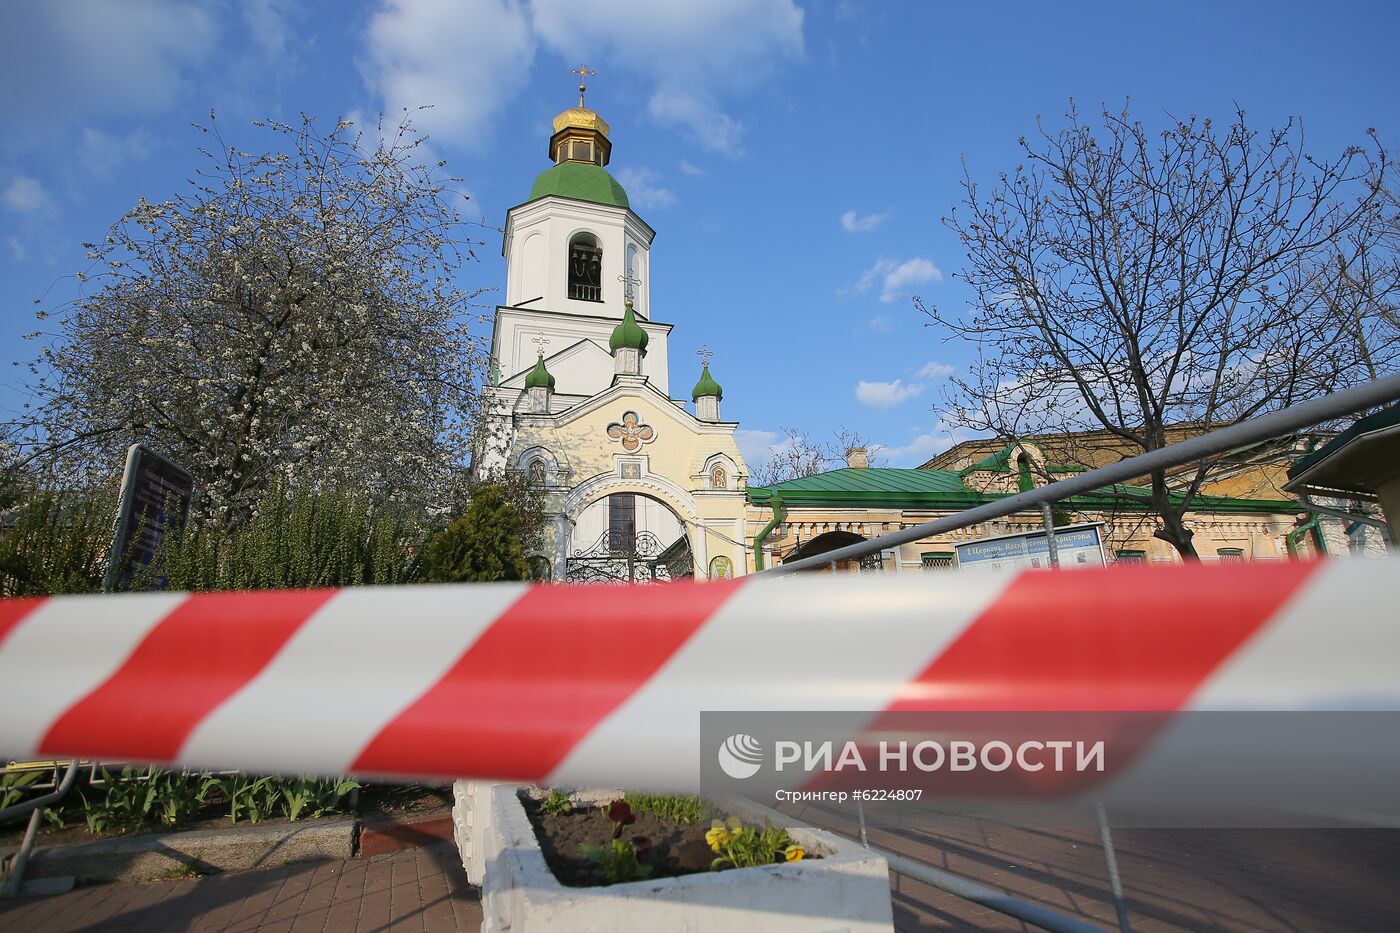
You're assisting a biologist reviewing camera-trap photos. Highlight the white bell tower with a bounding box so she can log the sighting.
[490,68,666,398]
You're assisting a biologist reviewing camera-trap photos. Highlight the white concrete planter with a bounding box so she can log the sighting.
[454,781,893,933]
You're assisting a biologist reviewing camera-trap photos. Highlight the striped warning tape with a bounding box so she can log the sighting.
[0,560,1396,793]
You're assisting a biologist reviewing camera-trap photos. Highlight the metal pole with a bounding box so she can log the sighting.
[0,760,79,899]
[856,800,869,848]
[0,808,42,898]
[0,760,80,824]
[1041,502,1061,568]
[762,372,1400,577]
[1096,804,1132,933]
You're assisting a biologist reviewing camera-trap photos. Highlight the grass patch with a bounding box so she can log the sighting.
[623,792,713,826]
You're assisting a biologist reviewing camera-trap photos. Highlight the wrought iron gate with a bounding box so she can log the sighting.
[565,530,694,583]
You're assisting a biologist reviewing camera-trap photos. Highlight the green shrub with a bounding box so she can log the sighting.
[146,485,421,591]
[0,483,115,596]
[419,484,530,583]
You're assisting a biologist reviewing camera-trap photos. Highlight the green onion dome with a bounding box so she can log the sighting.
[608,300,649,352]
[691,364,723,401]
[524,353,555,391]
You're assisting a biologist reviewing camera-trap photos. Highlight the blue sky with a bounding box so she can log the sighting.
[2,0,1397,471]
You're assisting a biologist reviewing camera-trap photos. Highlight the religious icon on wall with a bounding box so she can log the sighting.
[708,555,734,579]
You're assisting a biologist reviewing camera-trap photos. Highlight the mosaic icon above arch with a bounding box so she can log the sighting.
[606,410,655,452]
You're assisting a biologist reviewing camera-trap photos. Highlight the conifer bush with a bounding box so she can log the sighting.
[418,483,531,583]
[0,478,114,596]
[147,484,421,591]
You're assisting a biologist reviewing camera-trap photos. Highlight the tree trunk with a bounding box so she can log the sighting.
[1150,471,1199,561]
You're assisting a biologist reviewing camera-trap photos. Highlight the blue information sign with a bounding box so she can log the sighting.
[954,523,1106,571]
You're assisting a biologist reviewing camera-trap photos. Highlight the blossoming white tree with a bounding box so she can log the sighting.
[21,114,487,524]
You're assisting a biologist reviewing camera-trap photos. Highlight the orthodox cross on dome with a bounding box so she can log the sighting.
[606,410,655,452]
[571,64,597,107]
[697,345,713,367]
[530,333,552,355]
[617,270,643,300]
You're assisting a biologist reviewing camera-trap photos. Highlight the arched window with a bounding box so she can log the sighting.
[711,465,726,489]
[568,233,602,301]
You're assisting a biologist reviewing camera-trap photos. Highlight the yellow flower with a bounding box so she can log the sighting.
[784,844,805,862]
[725,816,743,831]
[705,820,730,851]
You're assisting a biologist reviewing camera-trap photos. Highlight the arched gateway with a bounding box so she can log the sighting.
[566,492,694,583]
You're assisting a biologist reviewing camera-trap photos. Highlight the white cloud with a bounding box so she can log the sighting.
[868,315,893,333]
[647,89,746,157]
[0,1,217,131]
[841,209,887,233]
[529,0,804,157]
[242,0,293,60]
[614,167,676,209]
[916,361,955,380]
[2,176,53,215]
[80,128,155,179]
[363,0,536,150]
[875,420,979,466]
[358,1,802,155]
[851,256,943,303]
[855,379,925,408]
[734,428,781,466]
[678,160,704,176]
[6,236,28,262]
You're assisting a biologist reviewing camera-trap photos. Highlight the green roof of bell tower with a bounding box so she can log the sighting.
[528,162,630,208]
[609,300,649,351]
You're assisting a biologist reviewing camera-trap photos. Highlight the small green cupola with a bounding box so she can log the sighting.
[609,299,649,352]
[692,365,722,402]
[524,352,555,391]
[692,354,724,422]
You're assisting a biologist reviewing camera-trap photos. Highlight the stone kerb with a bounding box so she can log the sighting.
[462,782,894,933]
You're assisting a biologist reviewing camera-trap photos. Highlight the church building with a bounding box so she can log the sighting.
[476,77,749,582]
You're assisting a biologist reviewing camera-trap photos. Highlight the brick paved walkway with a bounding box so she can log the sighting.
[0,840,482,932]
[5,817,1397,931]
[789,803,1400,932]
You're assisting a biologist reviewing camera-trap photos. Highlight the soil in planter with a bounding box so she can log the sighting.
[520,795,817,887]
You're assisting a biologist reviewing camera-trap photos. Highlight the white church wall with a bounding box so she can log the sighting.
[508,231,546,305]
[494,310,671,395]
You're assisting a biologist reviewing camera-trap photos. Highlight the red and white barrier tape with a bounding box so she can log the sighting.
[1,560,1396,792]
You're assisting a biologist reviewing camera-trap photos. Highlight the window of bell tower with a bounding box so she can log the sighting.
[568,233,602,302]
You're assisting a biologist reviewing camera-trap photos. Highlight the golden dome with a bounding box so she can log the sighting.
[552,107,610,139]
